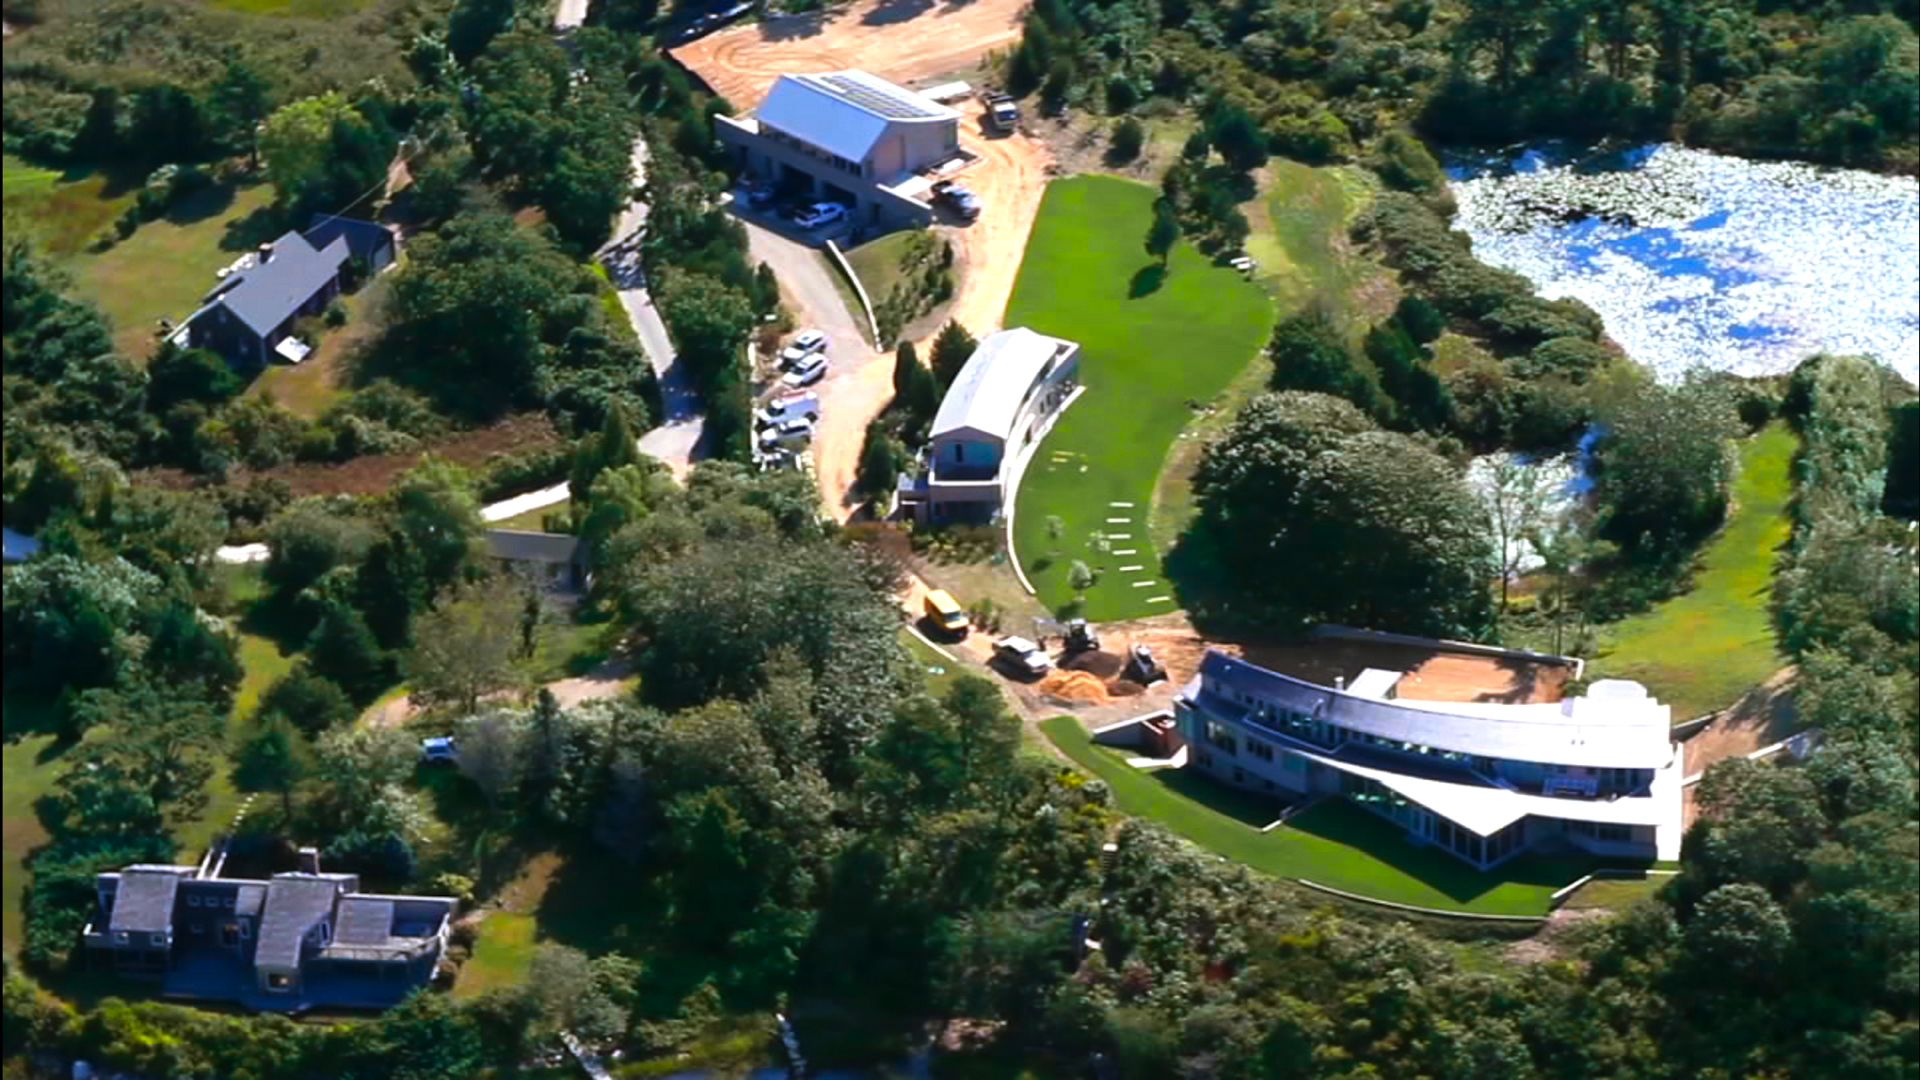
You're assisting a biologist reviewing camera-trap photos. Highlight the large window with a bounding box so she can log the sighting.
[1205,720,1238,756]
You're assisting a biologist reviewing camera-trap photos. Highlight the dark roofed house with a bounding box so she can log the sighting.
[486,528,588,591]
[306,214,398,275]
[184,230,348,369]
[83,847,455,1012]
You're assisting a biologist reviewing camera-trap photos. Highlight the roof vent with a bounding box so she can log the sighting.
[258,242,275,264]
[296,846,320,875]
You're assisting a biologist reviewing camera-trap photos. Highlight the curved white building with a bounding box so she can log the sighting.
[1177,650,1684,865]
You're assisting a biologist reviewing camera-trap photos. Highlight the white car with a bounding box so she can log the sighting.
[792,203,848,230]
[758,416,815,450]
[779,329,828,368]
[757,392,821,427]
[994,635,1052,677]
[782,353,828,387]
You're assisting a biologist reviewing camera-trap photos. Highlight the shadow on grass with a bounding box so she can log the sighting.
[1128,264,1166,298]
[221,202,293,252]
[1286,800,1648,905]
[1146,764,1281,827]
[164,183,238,226]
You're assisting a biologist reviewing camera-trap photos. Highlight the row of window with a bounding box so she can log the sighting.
[762,128,865,177]
[187,893,237,909]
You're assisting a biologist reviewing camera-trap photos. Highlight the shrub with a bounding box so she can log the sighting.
[1109,117,1146,163]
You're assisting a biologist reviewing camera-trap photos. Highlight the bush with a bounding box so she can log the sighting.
[1109,117,1146,163]
[479,445,574,502]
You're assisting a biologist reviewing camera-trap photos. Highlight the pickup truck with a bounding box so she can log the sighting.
[984,93,1019,134]
[994,635,1052,677]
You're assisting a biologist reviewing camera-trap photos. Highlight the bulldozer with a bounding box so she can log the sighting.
[1063,619,1100,654]
[1124,644,1167,686]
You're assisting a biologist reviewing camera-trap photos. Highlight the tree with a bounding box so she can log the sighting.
[458,708,528,809]
[1682,882,1793,985]
[1291,431,1494,636]
[520,945,631,1044]
[406,580,526,716]
[1109,116,1145,163]
[258,665,357,738]
[659,271,754,385]
[892,340,921,400]
[391,456,484,594]
[1478,454,1558,615]
[1145,198,1179,265]
[206,57,270,163]
[235,719,306,820]
[264,499,378,601]
[1267,308,1382,416]
[258,92,387,211]
[1194,390,1376,557]
[69,680,224,814]
[1209,104,1269,171]
[570,404,645,504]
[145,341,241,414]
[306,603,389,704]
[1592,374,1737,559]
[448,0,518,65]
[1068,560,1095,594]
[930,320,978,393]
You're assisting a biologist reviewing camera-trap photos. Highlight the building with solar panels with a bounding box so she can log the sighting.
[716,70,968,229]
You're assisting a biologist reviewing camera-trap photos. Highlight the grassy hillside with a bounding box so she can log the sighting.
[1592,423,1797,720]
[1007,176,1273,621]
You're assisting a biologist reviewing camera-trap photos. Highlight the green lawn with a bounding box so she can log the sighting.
[1042,715,1609,916]
[1592,423,1796,720]
[72,183,279,359]
[205,0,377,15]
[1007,176,1274,621]
[3,694,68,961]
[900,627,962,699]
[453,911,538,998]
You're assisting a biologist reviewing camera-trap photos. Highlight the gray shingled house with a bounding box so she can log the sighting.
[485,528,588,591]
[183,230,349,369]
[83,848,455,1012]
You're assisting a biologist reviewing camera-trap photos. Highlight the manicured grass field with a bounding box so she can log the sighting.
[453,912,538,998]
[1007,176,1274,621]
[1042,715,1607,916]
[843,229,923,306]
[72,183,278,359]
[1593,423,1796,720]
[2,694,66,961]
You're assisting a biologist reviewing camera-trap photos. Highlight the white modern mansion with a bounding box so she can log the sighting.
[897,327,1081,524]
[1178,650,1684,866]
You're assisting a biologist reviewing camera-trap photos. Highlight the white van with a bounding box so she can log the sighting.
[757,393,821,428]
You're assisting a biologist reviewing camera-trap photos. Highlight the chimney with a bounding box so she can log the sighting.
[258,241,274,264]
[296,846,320,875]
[1334,675,1345,691]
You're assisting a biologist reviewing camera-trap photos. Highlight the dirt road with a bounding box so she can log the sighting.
[938,101,1055,341]
[671,0,1028,107]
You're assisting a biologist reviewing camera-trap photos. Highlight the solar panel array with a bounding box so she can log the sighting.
[818,73,940,119]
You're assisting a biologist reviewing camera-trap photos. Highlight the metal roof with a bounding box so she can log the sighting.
[304,214,395,265]
[485,528,582,565]
[254,877,346,969]
[755,70,956,164]
[1289,744,1673,837]
[1195,650,1673,769]
[206,231,349,339]
[333,897,395,946]
[108,868,189,934]
[930,328,1077,444]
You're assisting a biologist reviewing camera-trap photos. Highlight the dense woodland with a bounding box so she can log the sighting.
[4,0,1919,1074]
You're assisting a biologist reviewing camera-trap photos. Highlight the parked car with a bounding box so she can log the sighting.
[758,416,815,450]
[420,736,459,764]
[757,392,822,427]
[782,353,828,387]
[994,635,1052,677]
[792,203,849,230]
[779,329,828,367]
[744,185,776,209]
[932,180,981,221]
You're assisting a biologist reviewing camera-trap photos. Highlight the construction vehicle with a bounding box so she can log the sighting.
[1124,644,1167,686]
[983,92,1020,134]
[923,589,970,637]
[1063,619,1100,654]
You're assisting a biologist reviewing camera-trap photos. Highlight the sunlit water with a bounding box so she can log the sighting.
[1447,143,1919,385]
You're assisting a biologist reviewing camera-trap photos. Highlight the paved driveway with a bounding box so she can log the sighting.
[742,216,891,518]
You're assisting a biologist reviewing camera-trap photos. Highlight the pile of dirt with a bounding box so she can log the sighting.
[1037,669,1111,702]
[1060,649,1125,678]
[1106,679,1146,697]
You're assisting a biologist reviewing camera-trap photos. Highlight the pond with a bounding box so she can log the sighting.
[1447,143,1919,385]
